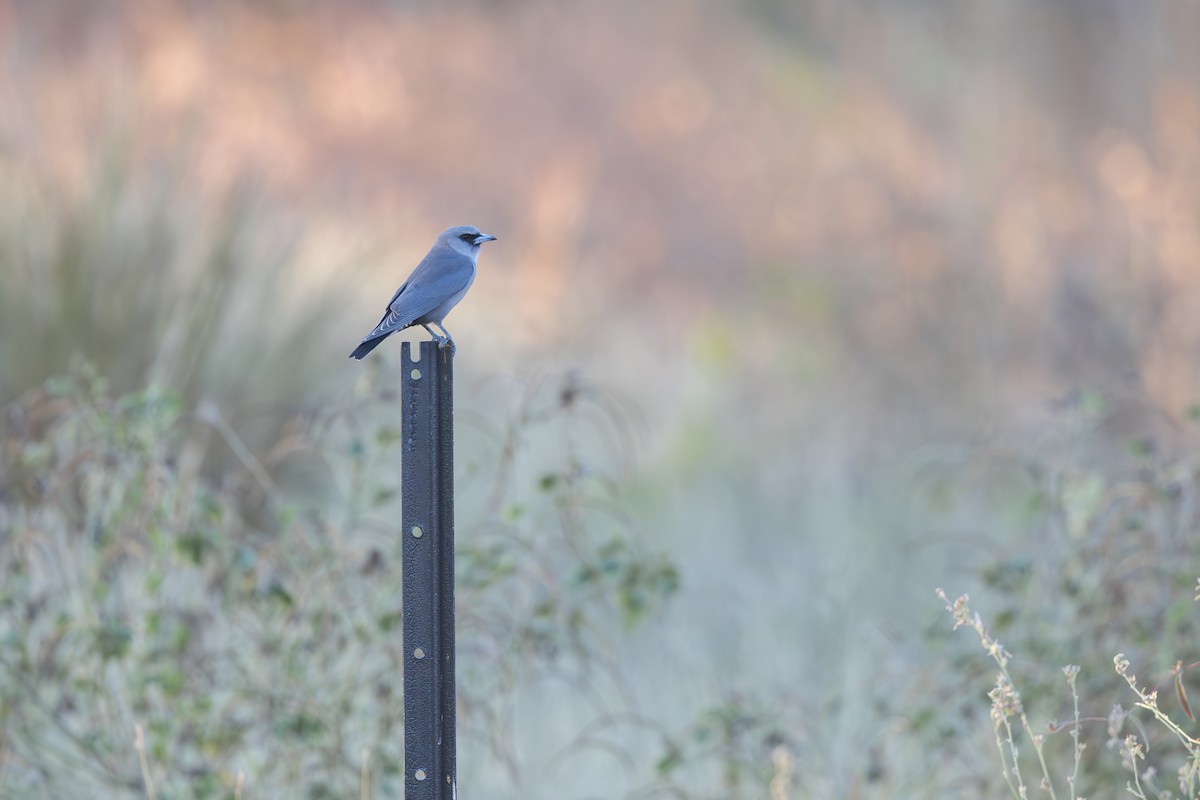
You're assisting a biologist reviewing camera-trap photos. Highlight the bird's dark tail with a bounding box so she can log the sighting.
[349,333,390,360]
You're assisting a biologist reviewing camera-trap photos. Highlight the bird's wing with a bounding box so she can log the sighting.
[360,249,474,340]
[386,250,475,321]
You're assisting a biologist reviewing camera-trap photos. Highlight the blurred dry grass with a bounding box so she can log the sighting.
[7,1,1200,421]
[4,0,1200,797]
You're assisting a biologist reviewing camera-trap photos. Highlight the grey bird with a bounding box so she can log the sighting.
[349,225,497,359]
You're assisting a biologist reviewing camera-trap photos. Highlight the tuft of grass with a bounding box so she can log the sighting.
[0,146,342,438]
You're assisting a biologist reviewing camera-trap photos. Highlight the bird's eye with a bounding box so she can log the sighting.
[459,233,474,242]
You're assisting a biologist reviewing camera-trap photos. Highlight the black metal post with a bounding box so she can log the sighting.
[401,341,456,799]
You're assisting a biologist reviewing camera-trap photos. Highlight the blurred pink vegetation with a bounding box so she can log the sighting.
[3,0,1200,417]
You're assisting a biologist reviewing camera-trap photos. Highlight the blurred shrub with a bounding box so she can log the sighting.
[0,363,678,798]
[927,418,1200,797]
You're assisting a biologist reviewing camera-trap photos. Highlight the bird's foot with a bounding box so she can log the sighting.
[437,337,457,355]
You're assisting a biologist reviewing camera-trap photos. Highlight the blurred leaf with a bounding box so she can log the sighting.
[375,425,402,447]
[1080,390,1105,418]
[371,487,397,506]
[93,621,132,660]
[1176,669,1193,722]
[1127,437,1154,458]
[980,558,1033,593]
[277,711,325,741]
[1061,472,1105,539]
[656,741,684,775]
[266,581,294,608]
[176,530,212,565]
[158,667,186,697]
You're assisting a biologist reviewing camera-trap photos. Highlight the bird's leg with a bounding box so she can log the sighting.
[432,323,456,354]
[421,323,456,354]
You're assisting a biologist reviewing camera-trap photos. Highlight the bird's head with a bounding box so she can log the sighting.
[441,225,498,257]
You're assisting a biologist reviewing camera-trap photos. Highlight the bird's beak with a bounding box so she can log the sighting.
[473,233,497,245]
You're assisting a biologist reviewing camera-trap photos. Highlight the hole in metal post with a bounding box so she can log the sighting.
[415,769,427,782]
[413,648,425,659]
[411,526,423,538]
[410,368,422,380]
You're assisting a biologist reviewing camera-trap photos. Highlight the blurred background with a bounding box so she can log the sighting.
[4,1,1200,798]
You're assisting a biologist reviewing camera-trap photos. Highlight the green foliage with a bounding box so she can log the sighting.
[656,696,792,792]
[934,438,1200,797]
[573,537,680,628]
[0,365,680,798]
